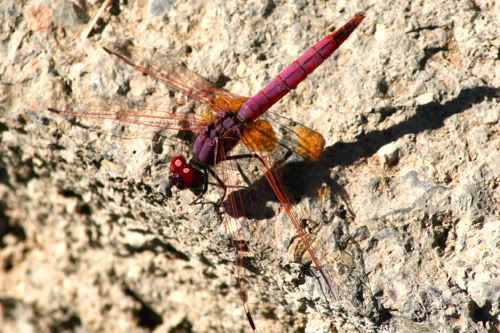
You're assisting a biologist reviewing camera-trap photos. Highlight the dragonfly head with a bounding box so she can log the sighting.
[169,155,204,190]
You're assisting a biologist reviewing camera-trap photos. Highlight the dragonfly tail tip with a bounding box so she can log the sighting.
[246,311,256,331]
[354,12,366,22]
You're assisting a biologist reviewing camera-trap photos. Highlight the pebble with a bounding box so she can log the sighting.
[482,108,499,125]
[376,142,400,167]
[52,0,88,31]
[416,92,434,105]
[149,0,175,16]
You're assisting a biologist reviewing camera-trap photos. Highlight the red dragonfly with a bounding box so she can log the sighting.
[49,13,365,331]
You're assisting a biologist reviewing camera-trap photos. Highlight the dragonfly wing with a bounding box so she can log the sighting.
[213,143,290,331]
[288,197,373,311]
[206,129,336,328]
[48,96,207,141]
[235,112,325,170]
[262,111,326,161]
[103,45,249,114]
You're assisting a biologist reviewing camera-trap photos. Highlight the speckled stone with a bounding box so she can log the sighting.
[0,1,499,332]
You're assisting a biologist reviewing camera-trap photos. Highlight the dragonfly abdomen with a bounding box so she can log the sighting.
[237,13,365,123]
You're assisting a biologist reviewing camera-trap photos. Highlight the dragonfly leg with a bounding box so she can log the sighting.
[275,149,293,167]
[225,150,293,168]
[225,153,264,165]
[190,167,209,205]
[188,160,227,207]
[225,151,293,187]
[224,154,265,187]
[206,167,227,207]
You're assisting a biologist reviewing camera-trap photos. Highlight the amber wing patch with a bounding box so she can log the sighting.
[241,120,277,152]
[213,95,248,113]
[199,108,216,125]
[293,126,325,160]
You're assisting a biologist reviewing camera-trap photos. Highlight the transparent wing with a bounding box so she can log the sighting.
[49,46,331,330]
[213,124,331,331]
[103,45,249,115]
[102,46,325,161]
[48,95,210,141]
[214,144,284,331]
[263,111,325,161]
[238,115,325,165]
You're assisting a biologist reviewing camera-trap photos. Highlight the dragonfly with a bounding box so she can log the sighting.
[49,13,365,331]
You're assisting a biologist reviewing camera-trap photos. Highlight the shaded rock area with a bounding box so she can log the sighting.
[0,0,499,332]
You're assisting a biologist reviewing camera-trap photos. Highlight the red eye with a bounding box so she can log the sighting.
[181,166,197,186]
[170,155,186,173]
[169,156,204,189]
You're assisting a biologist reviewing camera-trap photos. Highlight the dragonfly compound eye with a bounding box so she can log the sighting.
[181,166,198,187]
[170,155,187,173]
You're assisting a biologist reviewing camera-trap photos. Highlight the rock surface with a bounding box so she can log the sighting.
[0,1,499,332]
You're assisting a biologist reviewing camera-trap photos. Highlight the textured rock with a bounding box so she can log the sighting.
[0,1,499,332]
[376,142,400,167]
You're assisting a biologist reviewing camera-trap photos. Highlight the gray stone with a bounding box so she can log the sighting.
[52,0,89,31]
[149,0,176,17]
[376,142,400,167]
[0,1,499,332]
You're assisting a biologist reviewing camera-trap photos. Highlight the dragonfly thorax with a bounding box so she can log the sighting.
[192,112,243,165]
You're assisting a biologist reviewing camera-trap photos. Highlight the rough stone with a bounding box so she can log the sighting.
[376,142,400,167]
[0,1,499,332]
